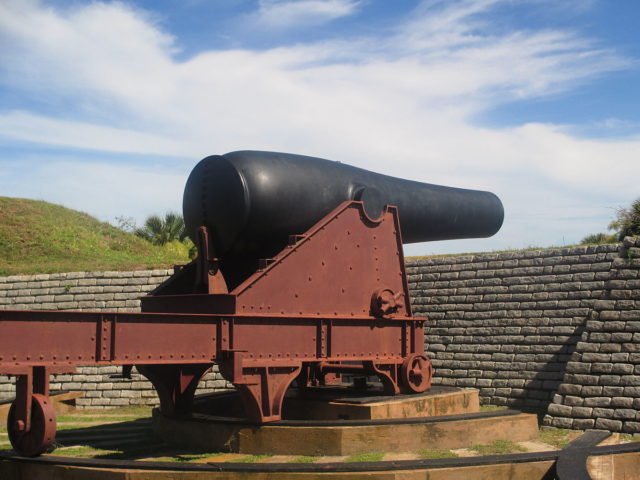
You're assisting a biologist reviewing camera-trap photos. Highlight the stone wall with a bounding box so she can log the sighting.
[406,243,618,409]
[0,270,230,408]
[405,238,639,433]
[542,237,640,434]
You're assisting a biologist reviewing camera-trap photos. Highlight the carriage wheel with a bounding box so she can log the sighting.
[8,393,57,457]
[401,354,433,393]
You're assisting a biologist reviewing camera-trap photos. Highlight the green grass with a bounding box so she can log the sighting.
[0,197,190,275]
[57,414,151,423]
[59,414,150,420]
[56,406,152,423]
[52,446,120,457]
[345,451,385,462]
[57,423,99,431]
[417,448,459,459]
[147,452,226,463]
[479,405,508,412]
[56,421,150,431]
[288,456,317,463]
[234,454,272,463]
[88,406,154,416]
[621,434,640,443]
[539,428,574,449]
[470,440,527,455]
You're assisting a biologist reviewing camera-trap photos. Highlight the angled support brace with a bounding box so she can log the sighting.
[137,363,212,416]
[218,351,301,422]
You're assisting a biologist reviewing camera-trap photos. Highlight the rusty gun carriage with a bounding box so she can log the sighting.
[0,150,503,456]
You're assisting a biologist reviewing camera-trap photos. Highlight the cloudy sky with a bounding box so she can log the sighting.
[1,0,639,256]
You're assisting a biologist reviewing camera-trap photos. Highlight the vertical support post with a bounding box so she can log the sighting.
[412,319,424,354]
[97,315,116,362]
[14,369,33,432]
[195,226,228,294]
[402,321,411,357]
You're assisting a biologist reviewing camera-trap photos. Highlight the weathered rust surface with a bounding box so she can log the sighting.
[0,200,431,456]
[0,311,219,366]
[232,203,411,318]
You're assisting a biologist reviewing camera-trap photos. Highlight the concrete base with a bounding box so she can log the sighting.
[599,451,640,479]
[154,388,537,456]
[154,409,539,456]
[284,385,480,420]
[191,386,480,421]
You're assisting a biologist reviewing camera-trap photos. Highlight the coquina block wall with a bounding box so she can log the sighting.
[405,237,640,433]
[542,237,640,434]
[0,238,638,432]
[0,269,231,408]
[406,243,618,408]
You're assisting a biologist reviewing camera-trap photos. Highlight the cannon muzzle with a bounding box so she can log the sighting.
[183,151,503,258]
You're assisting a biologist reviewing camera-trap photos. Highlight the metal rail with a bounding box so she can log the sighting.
[2,432,639,477]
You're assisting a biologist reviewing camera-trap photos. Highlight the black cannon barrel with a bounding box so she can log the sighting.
[183,151,504,257]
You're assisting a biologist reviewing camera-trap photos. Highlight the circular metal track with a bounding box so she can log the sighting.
[401,354,433,393]
[8,394,57,457]
[4,440,640,478]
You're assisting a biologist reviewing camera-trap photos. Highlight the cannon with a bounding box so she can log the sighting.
[181,151,503,290]
[0,151,503,456]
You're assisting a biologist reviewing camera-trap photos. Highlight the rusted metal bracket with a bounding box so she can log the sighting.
[4,365,73,433]
[370,288,404,318]
[218,351,301,422]
[97,315,116,362]
[195,226,228,295]
[4,365,73,456]
[137,364,211,416]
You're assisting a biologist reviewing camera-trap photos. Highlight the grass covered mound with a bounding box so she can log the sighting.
[0,197,190,275]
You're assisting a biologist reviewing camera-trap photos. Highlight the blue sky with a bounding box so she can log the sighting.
[0,0,639,256]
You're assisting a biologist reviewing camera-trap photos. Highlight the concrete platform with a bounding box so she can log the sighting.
[284,385,480,420]
[154,388,538,456]
[4,422,640,479]
[192,386,480,421]
[154,408,539,455]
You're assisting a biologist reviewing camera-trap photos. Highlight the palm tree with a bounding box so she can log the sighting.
[609,198,640,241]
[134,212,186,246]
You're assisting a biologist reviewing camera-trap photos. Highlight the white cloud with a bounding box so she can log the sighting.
[0,0,638,253]
[0,111,185,156]
[0,1,176,106]
[249,0,361,30]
